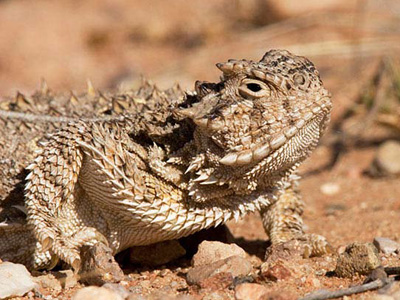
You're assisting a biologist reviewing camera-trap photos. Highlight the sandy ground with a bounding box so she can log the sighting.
[0,0,399,299]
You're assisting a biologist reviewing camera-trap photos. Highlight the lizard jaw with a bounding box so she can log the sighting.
[219,97,331,167]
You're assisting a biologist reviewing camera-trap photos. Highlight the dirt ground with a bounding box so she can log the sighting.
[0,0,399,299]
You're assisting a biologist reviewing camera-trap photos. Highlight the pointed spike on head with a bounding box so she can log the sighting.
[216,62,235,75]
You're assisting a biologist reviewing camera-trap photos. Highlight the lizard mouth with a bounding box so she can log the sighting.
[218,96,331,167]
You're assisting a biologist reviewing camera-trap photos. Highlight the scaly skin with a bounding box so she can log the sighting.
[0,50,332,271]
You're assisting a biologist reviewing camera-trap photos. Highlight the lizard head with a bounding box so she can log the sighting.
[178,50,332,199]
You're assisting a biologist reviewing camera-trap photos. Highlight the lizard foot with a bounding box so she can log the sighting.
[301,233,333,258]
[265,233,333,263]
[43,227,109,271]
[78,242,124,285]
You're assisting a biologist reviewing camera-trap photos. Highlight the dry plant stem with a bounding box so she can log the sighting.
[299,279,387,300]
[0,109,78,122]
[301,266,400,300]
[0,109,126,123]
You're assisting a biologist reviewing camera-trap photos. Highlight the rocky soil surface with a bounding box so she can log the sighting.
[0,0,400,299]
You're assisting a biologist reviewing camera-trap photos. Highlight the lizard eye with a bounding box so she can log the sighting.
[238,79,270,99]
[246,83,262,92]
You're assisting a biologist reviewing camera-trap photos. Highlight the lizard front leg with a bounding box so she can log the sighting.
[25,123,110,271]
[260,185,332,258]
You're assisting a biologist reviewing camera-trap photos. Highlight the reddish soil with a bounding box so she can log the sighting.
[0,0,399,299]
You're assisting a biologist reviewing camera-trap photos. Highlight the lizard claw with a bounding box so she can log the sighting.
[302,233,334,258]
[41,236,54,252]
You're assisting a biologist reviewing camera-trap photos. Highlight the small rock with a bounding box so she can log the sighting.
[198,272,233,291]
[373,237,400,254]
[261,261,291,281]
[369,140,400,176]
[334,242,381,277]
[186,255,252,285]
[34,273,62,291]
[79,243,124,286]
[179,225,234,256]
[54,269,79,289]
[320,182,340,196]
[192,241,247,267]
[0,262,37,298]
[72,286,123,300]
[103,283,130,299]
[235,283,268,300]
[129,240,186,266]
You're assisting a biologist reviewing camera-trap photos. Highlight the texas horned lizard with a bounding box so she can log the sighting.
[0,50,332,272]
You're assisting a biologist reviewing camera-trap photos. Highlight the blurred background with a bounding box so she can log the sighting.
[0,0,400,257]
[1,0,400,128]
[0,0,399,97]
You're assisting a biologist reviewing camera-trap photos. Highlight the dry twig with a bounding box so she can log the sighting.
[299,266,400,300]
[299,279,387,300]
